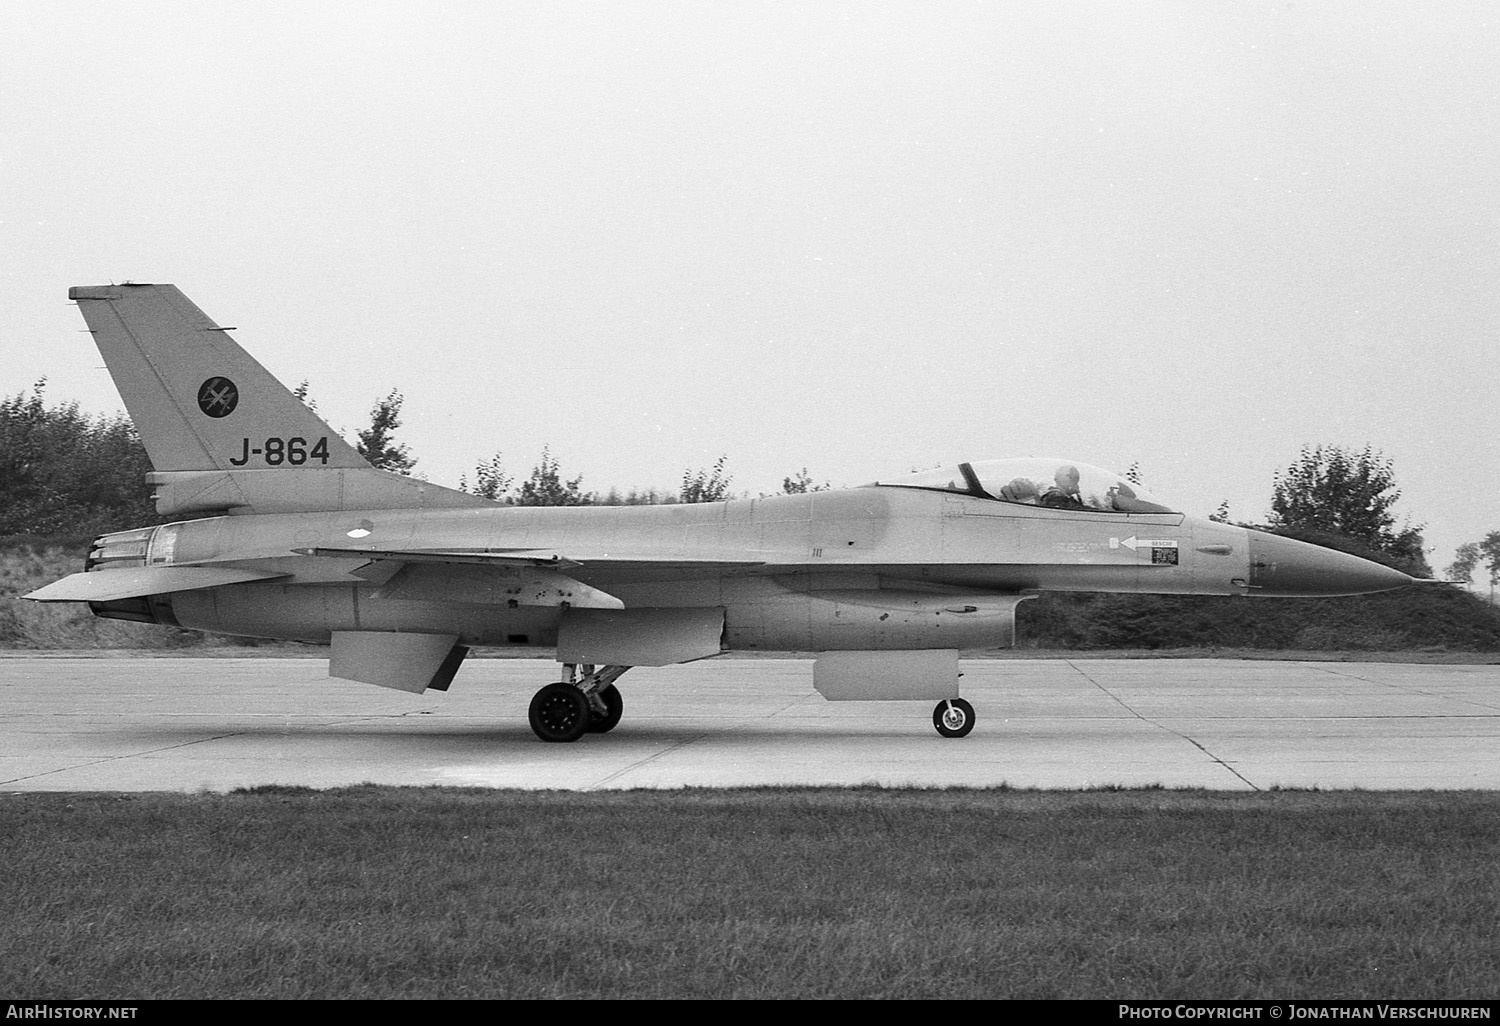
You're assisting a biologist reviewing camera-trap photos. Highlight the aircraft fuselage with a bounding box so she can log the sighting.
[84,485,1401,655]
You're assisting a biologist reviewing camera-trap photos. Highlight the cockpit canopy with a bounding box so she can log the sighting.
[871,458,1177,514]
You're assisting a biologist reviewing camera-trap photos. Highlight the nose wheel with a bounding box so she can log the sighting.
[933,698,975,738]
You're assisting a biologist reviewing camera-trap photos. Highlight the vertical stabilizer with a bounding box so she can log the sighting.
[70,284,490,515]
[70,284,367,473]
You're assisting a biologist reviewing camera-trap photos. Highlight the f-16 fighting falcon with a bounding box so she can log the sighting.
[26,285,1419,741]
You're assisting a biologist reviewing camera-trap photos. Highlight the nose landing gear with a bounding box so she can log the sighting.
[933,698,975,738]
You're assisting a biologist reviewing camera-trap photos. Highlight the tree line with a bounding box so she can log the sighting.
[1262,444,1432,578]
[0,382,1483,588]
[1448,534,1500,602]
[0,384,785,532]
[349,391,825,507]
[0,383,156,537]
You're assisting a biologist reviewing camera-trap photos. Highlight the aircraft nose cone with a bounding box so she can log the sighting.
[1246,531,1417,597]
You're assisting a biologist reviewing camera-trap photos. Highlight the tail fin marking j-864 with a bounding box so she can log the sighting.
[70,284,488,517]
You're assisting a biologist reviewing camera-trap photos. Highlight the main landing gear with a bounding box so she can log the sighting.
[528,664,631,742]
[933,698,976,738]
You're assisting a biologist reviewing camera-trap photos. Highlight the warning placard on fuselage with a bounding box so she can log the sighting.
[1110,536,1179,565]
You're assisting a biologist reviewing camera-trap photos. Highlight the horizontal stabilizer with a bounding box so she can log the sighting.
[24,566,288,603]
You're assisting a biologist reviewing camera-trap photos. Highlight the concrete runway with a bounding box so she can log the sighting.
[2,655,1498,792]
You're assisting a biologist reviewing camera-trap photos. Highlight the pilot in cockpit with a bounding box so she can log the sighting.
[876,459,1176,514]
[998,478,1041,503]
[1040,465,1086,509]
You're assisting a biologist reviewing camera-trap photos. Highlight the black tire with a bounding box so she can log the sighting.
[529,683,591,742]
[586,685,624,734]
[933,698,975,738]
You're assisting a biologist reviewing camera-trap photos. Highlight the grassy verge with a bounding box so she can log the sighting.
[3,788,1498,999]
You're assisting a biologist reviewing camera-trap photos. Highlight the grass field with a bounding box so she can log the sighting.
[3,787,1498,999]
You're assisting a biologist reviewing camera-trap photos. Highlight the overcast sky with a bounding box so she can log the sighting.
[3,1,1496,573]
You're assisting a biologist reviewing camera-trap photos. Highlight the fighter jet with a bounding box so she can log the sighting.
[26,284,1421,741]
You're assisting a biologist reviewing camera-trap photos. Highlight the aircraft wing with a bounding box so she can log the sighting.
[25,566,289,603]
[299,546,769,573]
[299,546,741,666]
[25,547,766,607]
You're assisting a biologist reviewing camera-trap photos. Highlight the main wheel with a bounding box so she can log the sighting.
[586,685,624,734]
[933,698,975,738]
[529,683,591,742]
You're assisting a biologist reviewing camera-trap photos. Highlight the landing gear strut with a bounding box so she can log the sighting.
[933,698,975,738]
[588,684,624,734]
[527,664,631,742]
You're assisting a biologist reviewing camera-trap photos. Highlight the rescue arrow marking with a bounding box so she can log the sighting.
[1110,536,1179,551]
